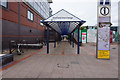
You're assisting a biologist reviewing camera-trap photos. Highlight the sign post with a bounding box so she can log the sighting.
[97,0,112,59]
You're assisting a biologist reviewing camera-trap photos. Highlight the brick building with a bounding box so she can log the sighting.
[0,0,54,50]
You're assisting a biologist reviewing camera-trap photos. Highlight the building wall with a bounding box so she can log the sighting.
[44,29,61,42]
[20,2,45,30]
[1,2,47,49]
[26,0,50,19]
[2,2,19,24]
[87,29,97,43]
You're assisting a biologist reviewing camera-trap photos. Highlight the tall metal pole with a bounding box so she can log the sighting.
[47,27,49,54]
[77,27,80,54]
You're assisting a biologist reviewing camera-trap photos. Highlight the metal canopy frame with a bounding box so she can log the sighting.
[44,21,84,35]
[41,9,86,54]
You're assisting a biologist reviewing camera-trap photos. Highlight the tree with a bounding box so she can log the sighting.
[95,26,97,29]
[86,26,89,29]
[80,26,84,30]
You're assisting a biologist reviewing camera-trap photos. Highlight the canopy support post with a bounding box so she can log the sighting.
[47,27,49,54]
[72,33,74,48]
[54,32,56,48]
[70,34,71,45]
[77,27,80,54]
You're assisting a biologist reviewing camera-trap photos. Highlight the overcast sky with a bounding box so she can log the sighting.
[50,0,119,26]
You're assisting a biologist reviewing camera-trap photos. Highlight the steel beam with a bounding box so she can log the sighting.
[70,34,71,45]
[54,32,56,48]
[77,27,80,54]
[47,27,49,54]
[72,33,74,48]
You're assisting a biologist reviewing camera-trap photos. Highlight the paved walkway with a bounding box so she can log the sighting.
[1,41,118,78]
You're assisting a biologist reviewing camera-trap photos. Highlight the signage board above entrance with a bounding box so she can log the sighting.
[45,9,83,22]
[53,17,73,19]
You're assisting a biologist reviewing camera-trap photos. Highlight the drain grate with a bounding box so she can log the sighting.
[112,47,116,49]
[71,61,79,64]
[57,63,69,68]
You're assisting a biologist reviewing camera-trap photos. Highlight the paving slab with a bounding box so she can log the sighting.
[1,41,118,78]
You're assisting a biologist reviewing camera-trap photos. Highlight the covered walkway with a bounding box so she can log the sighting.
[42,9,86,54]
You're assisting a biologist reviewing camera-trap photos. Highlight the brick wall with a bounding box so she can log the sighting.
[2,2,19,23]
[20,2,45,31]
[1,2,47,49]
[2,2,45,31]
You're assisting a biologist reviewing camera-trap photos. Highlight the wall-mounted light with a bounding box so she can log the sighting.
[30,29,32,33]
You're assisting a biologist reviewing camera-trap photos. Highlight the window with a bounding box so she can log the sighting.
[31,13,33,20]
[27,10,31,19]
[0,0,8,8]
[27,10,34,21]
